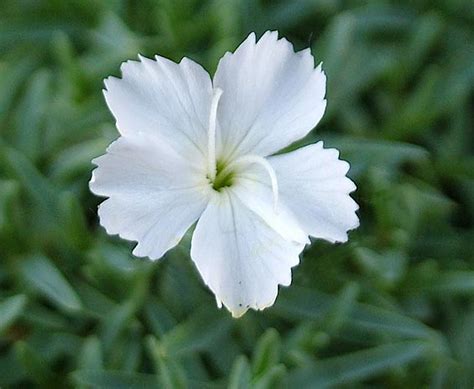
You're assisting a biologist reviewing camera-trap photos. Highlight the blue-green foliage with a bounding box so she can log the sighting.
[0,0,473,387]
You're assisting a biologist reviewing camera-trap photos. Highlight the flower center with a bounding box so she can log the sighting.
[206,88,279,212]
[210,159,234,191]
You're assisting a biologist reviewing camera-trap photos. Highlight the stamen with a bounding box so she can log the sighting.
[233,155,280,212]
[207,88,223,182]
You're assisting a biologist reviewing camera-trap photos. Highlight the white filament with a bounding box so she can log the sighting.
[233,155,279,212]
[207,88,223,181]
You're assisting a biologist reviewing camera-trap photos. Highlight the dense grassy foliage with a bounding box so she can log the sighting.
[1,0,473,387]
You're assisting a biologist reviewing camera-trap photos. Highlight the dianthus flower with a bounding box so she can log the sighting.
[90,31,359,317]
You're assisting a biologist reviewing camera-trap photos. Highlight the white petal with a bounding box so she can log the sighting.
[103,55,213,160]
[190,190,305,317]
[232,166,309,245]
[268,142,359,243]
[213,31,326,159]
[90,134,211,260]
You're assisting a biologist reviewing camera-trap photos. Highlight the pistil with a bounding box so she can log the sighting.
[207,88,223,182]
[220,155,280,212]
[206,88,279,212]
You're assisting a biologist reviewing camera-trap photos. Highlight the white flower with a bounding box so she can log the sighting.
[90,31,359,317]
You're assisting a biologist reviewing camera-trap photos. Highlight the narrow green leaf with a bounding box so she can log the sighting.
[99,300,136,353]
[323,136,428,177]
[99,269,149,352]
[77,336,103,371]
[252,328,281,377]
[228,355,252,389]
[402,12,444,82]
[0,348,27,386]
[0,56,37,120]
[0,145,57,214]
[160,307,232,357]
[15,341,56,387]
[72,370,159,388]
[0,179,20,232]
[386,65,442,139]
[273,287,439,340]
[349,303,439,341]
[58,191,91,250]
[407,271,474,296]
[74,281,118,318]
[354,249,407,289]
[143,299,177,337]
[290,341,431,388]
[254,365,286,389]
[146,336,187,389]
[14,69,50,160]
[322,282,359,334]
[50,138,110,183]
[18,255,82,311]
[0,294,27,334]
[21,304,69,330]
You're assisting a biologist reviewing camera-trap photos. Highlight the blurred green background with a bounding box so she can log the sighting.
[1,0,473,387]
